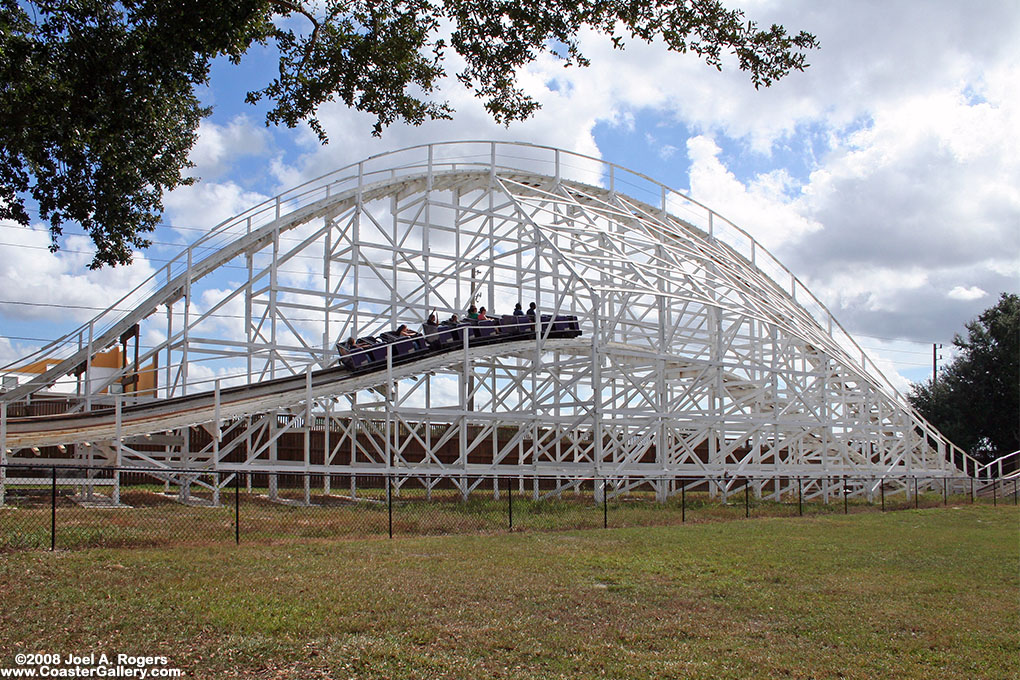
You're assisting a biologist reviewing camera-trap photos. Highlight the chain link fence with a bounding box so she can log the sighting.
[1,464,1016,551]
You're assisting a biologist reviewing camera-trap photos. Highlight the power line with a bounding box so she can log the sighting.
[0,333,160,351]
[0,298,344,326]
[0,222,964,350]
[859,345,939,357]
[1,212,324,247]
[853,331,955,345]
[0,235,335,275]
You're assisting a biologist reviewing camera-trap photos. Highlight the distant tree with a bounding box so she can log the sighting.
[0,0,819,268]
[910,293,1020,466]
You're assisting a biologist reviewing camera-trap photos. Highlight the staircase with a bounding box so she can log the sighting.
[974,450,1020,500]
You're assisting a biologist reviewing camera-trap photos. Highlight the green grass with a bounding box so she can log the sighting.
[1,482,996,550]
[0,505,1016,679]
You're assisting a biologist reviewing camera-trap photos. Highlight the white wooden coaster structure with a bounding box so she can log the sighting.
[0,141,977,505]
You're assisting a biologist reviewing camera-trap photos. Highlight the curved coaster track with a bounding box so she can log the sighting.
[0,142,977,504]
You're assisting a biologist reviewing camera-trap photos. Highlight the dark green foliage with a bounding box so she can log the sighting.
[253,0,820,138]
[1,0,818,267]
[0,0,275,268]
[910,293,1020,465]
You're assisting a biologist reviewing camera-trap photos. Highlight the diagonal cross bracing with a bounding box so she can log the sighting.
[0,142,977,498]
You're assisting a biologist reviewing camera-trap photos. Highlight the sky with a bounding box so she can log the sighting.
[1,0,1018,393]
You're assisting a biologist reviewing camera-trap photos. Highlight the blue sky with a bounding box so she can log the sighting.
[1,0,1018,392]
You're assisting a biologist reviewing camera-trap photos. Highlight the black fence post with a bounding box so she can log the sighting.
[843,480,848,515]
[992,479,997,507]
[943,477,948,506]
[797,477,803,517]
[234,472,240,545]
[507,477,513,531]
[744,480,749,519]
[681,482,686,523]
[50,466,56,551]
[880,481,885,512]
[602,480,608,529]
[387,475,393,538]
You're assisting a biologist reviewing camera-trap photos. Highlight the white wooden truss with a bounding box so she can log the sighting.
[0,142,977,503]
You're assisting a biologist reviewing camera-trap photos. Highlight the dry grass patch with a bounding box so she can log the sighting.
[0,505,1016,679]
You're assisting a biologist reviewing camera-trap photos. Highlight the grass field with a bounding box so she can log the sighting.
[0,505,1016,679]
[1,480,989,551]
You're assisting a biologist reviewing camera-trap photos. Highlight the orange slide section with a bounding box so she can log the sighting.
[11,346,157,396]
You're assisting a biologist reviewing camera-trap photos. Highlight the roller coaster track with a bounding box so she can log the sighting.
[0,142,980,490]
[3,337,588,451]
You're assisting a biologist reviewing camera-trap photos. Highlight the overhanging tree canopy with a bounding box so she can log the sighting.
[0,0,818,268]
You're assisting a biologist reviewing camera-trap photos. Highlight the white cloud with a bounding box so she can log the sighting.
[162,181,270,235]
[686,135,821,250]
[779,73,1020,343]
[0,337,34,368]
[6,0,1019,396]
[947,286,987,301]
[650,138,679,161]
[188,116,271,180]
[231,1,1018,391]
[869,354,913,396]
[0,226,157,324]
[808,268,931,314]
[852,335,937,395]
[586,0,1020,152]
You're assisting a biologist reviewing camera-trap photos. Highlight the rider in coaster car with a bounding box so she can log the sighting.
[343,336,371,351]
